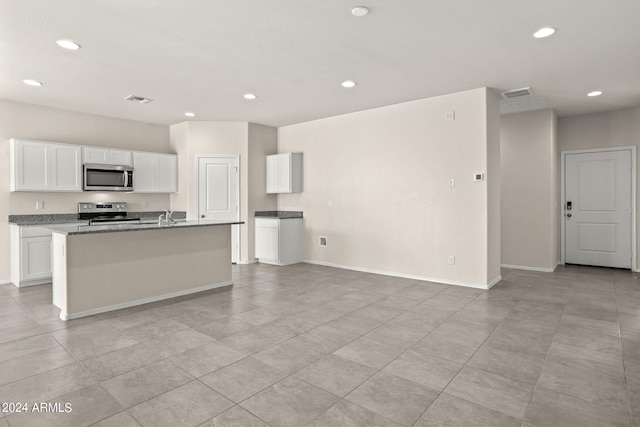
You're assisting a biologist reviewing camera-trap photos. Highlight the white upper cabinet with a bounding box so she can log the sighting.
[266,153,302,194]
[266,155,280,194]
[10,139,82,192]
[133,151,177,193]
[83,147,133,166]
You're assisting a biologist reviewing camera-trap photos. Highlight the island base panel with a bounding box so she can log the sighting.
[53,225,232,320]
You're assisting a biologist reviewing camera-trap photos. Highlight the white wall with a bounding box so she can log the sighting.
[248,123,279,259]
[277,88,501,288]
[169,122,248,218]
[501,109,559,271]
[486,89,502,283]
[0,99,170,283]
[558,106,640,269]
[169,121,276,263]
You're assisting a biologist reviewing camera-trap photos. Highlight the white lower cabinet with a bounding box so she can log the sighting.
[255,217,302,266]
[10,225,53,287]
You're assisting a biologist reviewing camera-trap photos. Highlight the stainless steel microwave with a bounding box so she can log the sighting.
[83,163,134,192]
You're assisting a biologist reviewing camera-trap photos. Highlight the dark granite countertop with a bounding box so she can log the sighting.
[8,214,85,226]
[47,219,243,236]
[8,211,187,226]
[255,211,303,219]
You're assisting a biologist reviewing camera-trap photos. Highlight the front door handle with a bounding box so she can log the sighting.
[567,213,572,218]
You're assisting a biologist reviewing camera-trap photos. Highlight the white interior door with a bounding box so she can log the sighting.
[565,149,632,268]
[197,156,240,263]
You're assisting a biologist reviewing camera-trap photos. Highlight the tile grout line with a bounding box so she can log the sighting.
[406,285,514,426]
[519,275,573,426]
[198,276,454,426]
[615,281,635,426]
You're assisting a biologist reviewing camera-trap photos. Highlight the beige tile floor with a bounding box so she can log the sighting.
[0,263,638,426]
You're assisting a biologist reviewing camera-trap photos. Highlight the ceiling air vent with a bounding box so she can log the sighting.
[500,97,548,115]
[124,94,153,104]
[501,87,533,99]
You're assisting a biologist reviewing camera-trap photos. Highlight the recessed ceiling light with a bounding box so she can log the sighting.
[351,6,370,17]
[533,27,555,38]
[56,39,81,50]
[243,93,257,100]
[587,91,603,97]
[341,80,357,88]
[184,112,196,117]
[23,79,43,86]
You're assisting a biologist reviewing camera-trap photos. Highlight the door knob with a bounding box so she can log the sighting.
[201,214,205,218]
[567,213,572,218]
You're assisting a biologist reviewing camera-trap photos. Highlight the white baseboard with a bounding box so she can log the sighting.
[236,259,258,265]
[14,280,51,288]
[0,280,11,286]
[501,263,557,273]
[304,259,498,290]
[59,280,233,321]
[486,275,502,289]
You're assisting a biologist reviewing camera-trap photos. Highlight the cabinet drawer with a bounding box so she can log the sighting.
[255,218,279,228]
[20,227,51,237]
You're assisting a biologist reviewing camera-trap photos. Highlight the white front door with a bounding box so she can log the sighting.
[197,156,240,263]
[565,149,632,268]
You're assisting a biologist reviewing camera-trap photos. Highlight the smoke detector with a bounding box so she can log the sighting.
[124,94,153,104]
[501,87,533,99]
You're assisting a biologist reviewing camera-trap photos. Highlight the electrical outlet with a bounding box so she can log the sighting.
[448,255,455,265]
[142,200,149,208]
[328,200,333,208]
[35,201,44,210]
[449,178,455,188]
[445,111,455,121]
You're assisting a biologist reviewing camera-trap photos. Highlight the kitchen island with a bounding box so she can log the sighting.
[49,219,242,320]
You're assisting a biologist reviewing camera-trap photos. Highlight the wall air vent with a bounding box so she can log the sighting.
[123,94,153,104]
[501,87,533,99]
[500,97,548,115]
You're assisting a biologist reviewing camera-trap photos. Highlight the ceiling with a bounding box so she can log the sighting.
[1,0,639,127]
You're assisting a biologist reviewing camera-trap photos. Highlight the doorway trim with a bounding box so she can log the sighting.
[560,146,636,271]
[195,154,241,264]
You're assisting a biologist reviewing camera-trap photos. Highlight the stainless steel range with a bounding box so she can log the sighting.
[77,202,141,225]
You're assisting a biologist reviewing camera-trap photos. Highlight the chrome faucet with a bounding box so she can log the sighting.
[158,210,175,225]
